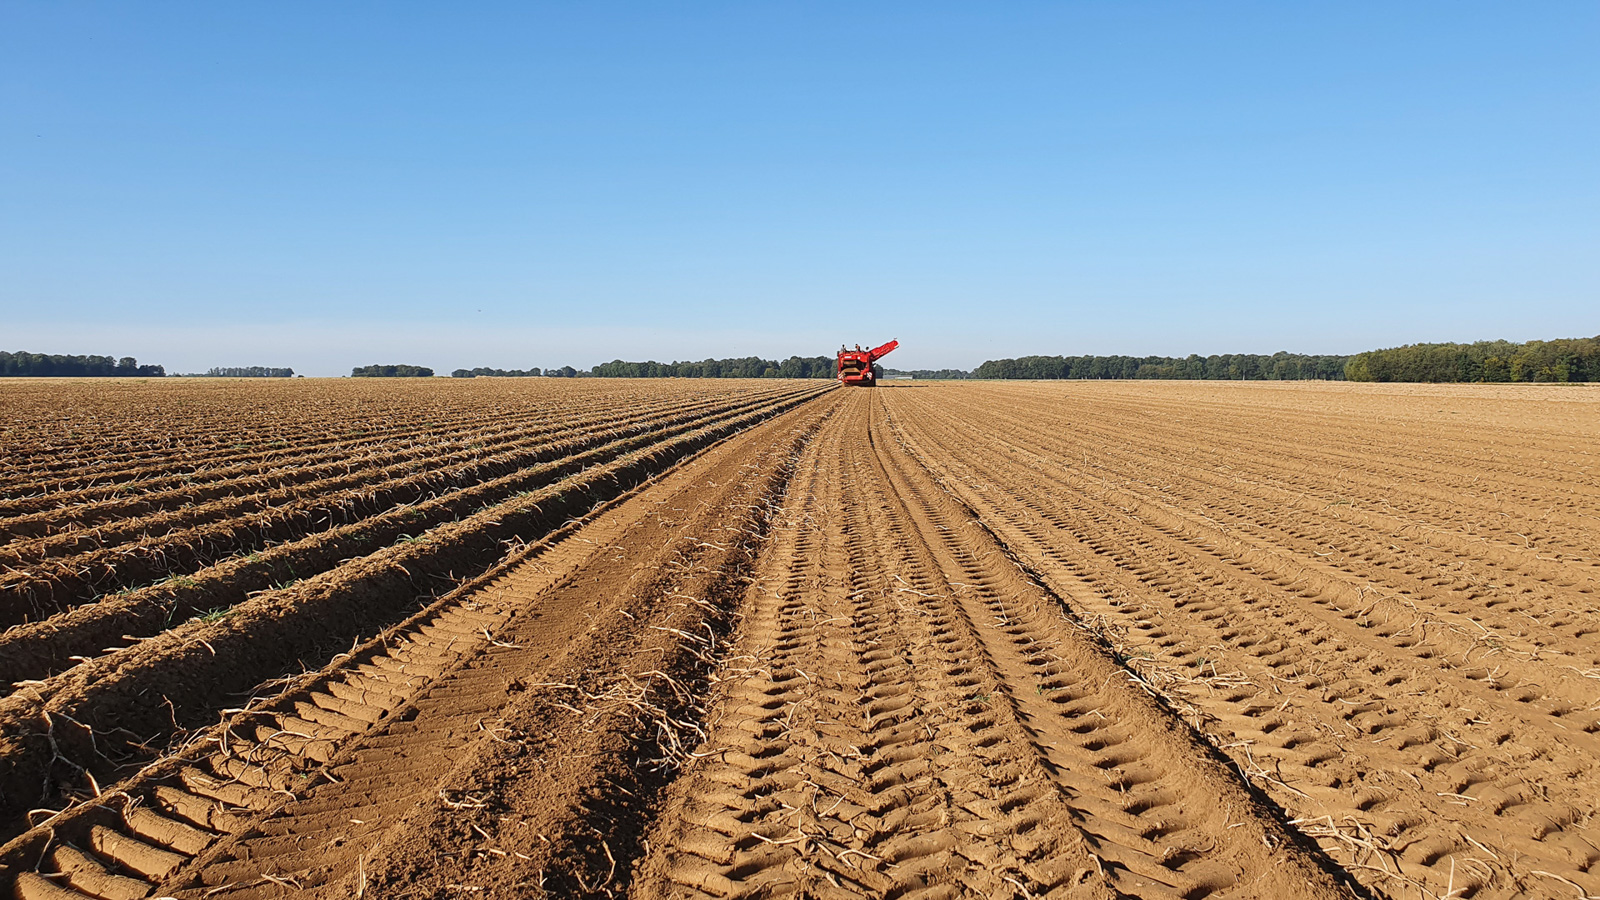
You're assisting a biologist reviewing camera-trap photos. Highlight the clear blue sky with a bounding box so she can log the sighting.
[3,3,1596,375]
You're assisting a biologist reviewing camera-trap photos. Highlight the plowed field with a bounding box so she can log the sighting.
[3,379,1596,900]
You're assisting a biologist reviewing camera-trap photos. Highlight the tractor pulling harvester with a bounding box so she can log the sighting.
[836,340,898,386]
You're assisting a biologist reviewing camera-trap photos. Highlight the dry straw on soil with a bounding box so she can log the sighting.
[1,378,1597,900]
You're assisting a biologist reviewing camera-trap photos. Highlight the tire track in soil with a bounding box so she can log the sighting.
[0,393,839,900]
[880,386,1600,900]
[889,391,1600,719]
[894,390,1600,665]
[632,391,1349,900]
[926,383,1600,569]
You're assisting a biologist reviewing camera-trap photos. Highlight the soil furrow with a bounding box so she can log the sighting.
[889,395,1600,706]
[926,385,1600,562]
[0,382,804,507]
[0,389,801,623]
[0,395,555,499]
[0,393,708,542]
[0,388,828,844]
[6,378,1597,900]
[0,389,825,689]
[939,392,1600,593]
[632,391,1348,899]
[880,383,1600,900]
[107,390,831,899]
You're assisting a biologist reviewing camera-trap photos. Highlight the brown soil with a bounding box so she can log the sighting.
[3,379,1596,900]
[0,381,826,844]
[875,381,1600,899]
[0,393,703,533]
[0,389,796,622]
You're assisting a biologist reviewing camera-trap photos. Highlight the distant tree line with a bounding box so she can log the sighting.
[450,367,542,378]
[590,356,835,379]
[1,351,165,377]
[883,368,972,380]
[1345,336,1600,383]
[352,364,434,377]
[973,352,1349,381]
[196,366,294,378]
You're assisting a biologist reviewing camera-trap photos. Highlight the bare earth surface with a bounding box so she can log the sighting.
[2,379,1596,899]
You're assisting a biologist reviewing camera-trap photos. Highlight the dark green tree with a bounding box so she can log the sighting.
[351,364,434,377]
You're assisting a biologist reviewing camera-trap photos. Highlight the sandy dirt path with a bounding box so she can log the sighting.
[628,390,1348,900]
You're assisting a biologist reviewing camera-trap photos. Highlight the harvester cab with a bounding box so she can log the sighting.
[836,339,899,386]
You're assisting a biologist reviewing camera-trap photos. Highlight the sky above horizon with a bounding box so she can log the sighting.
[3,3,1597,376]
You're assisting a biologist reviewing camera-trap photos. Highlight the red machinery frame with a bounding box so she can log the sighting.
[836,340,899,386]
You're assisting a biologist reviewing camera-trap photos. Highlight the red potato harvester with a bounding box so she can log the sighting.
[835,340,899,386]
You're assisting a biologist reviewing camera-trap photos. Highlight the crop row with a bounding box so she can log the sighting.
[0,390,755,542]
[0,396,626,512]
[0,396,553,492]
[0,385,828,684]
[0,395,755,621]
[877,383,1600,899]
[0,383,796,504]
[0,388,788,623]
[0,383,828,845]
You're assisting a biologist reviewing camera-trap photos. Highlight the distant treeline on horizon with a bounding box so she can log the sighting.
[0,351,165,378]
[452,366,541,378]
[1344,336,1600,383]
[590,356,837,379]
[883,368,973,380]
[8,335,1598,383]
[187,366,295,378]
[352,364,435,377]
[977,335,1600,383]
[973,352,1348,381]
